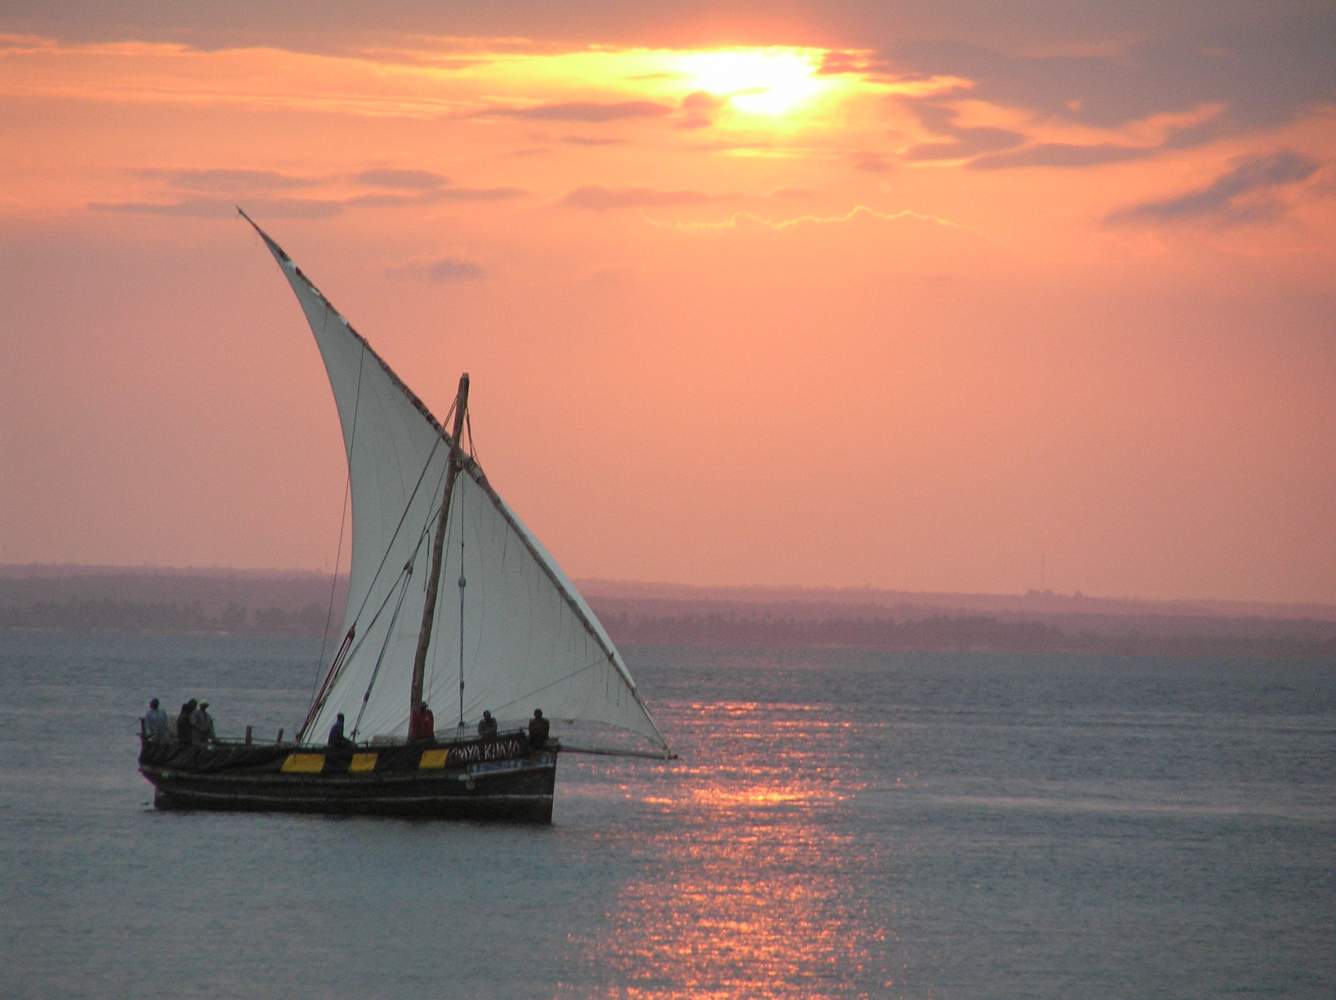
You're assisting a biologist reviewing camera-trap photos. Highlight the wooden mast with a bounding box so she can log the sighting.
[410,372,470,721]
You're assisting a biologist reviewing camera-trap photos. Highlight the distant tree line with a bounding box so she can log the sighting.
[4,569,1334,658]
[598,610,1063,651]
[0,596,331,635]
[596,609,1336,659]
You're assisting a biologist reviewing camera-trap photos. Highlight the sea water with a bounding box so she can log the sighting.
[1,630,1333,999]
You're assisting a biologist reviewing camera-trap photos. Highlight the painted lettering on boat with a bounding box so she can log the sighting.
[449,736,527,764]
[418,737,527,770]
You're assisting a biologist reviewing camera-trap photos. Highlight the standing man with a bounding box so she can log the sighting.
[528,708,549,751]
[409,701,435,741]
[477,710,498,739]
[193,701,216,745]
[176,700,196,746]
[142,698,169,742]
[328,712,352,749]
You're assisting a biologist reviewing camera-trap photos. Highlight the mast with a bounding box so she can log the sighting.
[409,373,470,718]
[458,513,466,729]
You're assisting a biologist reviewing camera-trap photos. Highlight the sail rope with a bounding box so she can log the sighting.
[464,408,479,470]
[328,456,450,735]
[350,563,414,738]
[488,653,608,719]
[303,508,435,737]
[313,331,366,701]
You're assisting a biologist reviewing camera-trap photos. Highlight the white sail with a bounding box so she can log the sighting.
[243,214,668,752]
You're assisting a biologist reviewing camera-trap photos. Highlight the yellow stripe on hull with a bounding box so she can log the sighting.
[350,753,378,773]
[281,753,326,774]
[419,749,449,769]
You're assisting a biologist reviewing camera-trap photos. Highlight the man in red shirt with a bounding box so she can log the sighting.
[409,701,435,741]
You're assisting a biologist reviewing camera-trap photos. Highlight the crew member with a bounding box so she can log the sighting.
[528,708,549,751]
[176,700,196,746]
[142,698,169,742]
[328,712,353,749]
[477,710,497,739]
[193,701,216,744]
[409,701,435,741]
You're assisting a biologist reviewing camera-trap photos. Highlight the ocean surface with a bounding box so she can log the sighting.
[1,630,1333,999]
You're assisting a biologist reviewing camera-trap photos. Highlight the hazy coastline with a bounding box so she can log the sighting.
[5,565,1333,660]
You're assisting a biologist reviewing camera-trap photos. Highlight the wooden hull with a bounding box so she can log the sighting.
[139,733,556,823]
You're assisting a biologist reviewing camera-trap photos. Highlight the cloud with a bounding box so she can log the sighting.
[89,183,524,218]
[343,185,524,205]
[431,185,525,201]
[1106,150,1322,226]
[88,197,341,219]
[561,186,717,210]
[644,204,969,234]
[679,90,726,130]
[901,104,1025,161]
[352,168,447,190]
[853,151,894,173]
[483,100,673,122]
[138,168,318,192]
[887,12,1336,135]
[560,134,623,147]
[872,11,1336,173]
[970,142,1153,170]
[388,255,485,283]
[905,127,1025,161]
[818,49,883,76]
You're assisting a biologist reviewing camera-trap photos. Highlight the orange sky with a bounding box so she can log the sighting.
[2,3,1334,603]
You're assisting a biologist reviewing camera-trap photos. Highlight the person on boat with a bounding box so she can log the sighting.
[328,712,353,750]
[477,710,497,739]
[192,701,216,745]
[142,698,169,742]
[528,708,549,750]
[176,700,196,746]
[409,701,435,741]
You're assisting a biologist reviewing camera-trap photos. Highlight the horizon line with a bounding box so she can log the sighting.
[3,560,1334,614]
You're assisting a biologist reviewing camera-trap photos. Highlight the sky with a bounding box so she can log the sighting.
[1,1,1334,604]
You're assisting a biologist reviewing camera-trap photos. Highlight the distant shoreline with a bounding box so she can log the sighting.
[3,565,1333,660]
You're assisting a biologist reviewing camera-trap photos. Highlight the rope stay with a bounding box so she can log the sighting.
[351,564,415,738]
[297,503,434,741]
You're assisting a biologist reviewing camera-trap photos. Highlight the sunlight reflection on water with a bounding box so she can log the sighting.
[562,697,888,998]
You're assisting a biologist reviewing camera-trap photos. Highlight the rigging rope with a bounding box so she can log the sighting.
[303,510,434,736]
[342,431,443,630]
[488,654,607,718]
[351,564,414,738]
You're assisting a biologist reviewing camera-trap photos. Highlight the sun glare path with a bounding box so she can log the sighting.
[674,48,831,116]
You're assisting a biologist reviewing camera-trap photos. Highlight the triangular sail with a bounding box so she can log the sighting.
[242,213,667,752]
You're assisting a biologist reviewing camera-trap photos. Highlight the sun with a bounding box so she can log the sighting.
[675,48,831,116]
